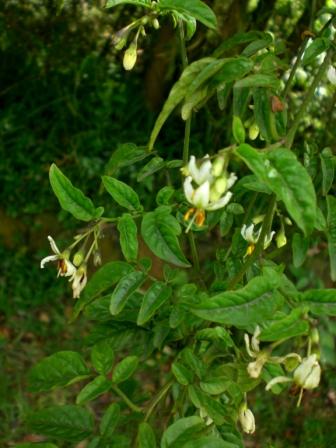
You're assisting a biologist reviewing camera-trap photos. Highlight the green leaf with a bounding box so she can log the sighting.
[27,405,94,442]
[91,340,115,375]
[172,361,194,386]
[137,156,166,181]
[241,37,273,57]
[112,355,139,384]
[141,208,190,267]
[188,385,226,425]
[105,143,149,175]
[292,232,309,268]
[252,88,279,141]
[148,58,213,150]
[156,186,175,206]
[138,422,157,448]
[236,144,317,235]
[302,37,330,65]
[320,148,334,196]
[191,273,283,328]
[118,214,138,261]
[28,351,90,392]
[15,444,59,448]
[161,416,205,448]
[214,30,271,56]
[76,375,111,405]
[300,289,336,315]
[100,403,120,440]
[49,164,103,221]
[105,0,152,8]
[110,271,146,315]
[235,74,280,89]
[232,115,245,144]
[137,282,172,325]
[158,0,217,30]
[73,261,134,319]
[102,176,142,211]
[183,437,231,448]
[259,309,309,341]
[327,195,336,281]
[200,377,230,395]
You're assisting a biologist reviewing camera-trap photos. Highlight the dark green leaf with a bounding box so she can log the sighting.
[102,176,142,211]
[156,186,175,206]
[141,208,190,267]
[105,0,152,8]
[214,30,270,56]
[235,74,280,89]
[161,416,205,448]
[183,437,231,448]
[138,422,157,448]
[188,385,226,425]
[320,148,334,196]
[158,0,217,30]
[76,375,111,404]
[112,355,139,383]
[28,351,90,392]
[105,143,149,175]
[49,164,103,221]
[118,214,138,261]
[236,144,317,235]
[292,232,309,268]
[191,273,283,327]
[110,271,146,315]
[260,309,309,341]
[91,340,115,375]
[100,403,120,440]
[137,282,172,325]
[172,361,194,385]
[27,405,94,441]
[137,156,166,181]
[300,289,336,315]
[252,88,279,141]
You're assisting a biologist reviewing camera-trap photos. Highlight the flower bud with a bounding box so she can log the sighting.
[310,328,319,345]
[112,27,130,51]
[238,404,255,434]
[276,229,287,248]
[152,18,160,29]
[123,42,137,71]
[73,250,85,267]
[93,250,102,266]
[293,354,321,390]
[249,123,259,140]
[211,156,225,177]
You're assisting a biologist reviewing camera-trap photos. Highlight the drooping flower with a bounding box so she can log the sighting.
[238,404,255,434]
[241,223,275,256]
[70,264,88,299]
[40,236,76,278]
[244,326,268,378]
[293,354,321,390]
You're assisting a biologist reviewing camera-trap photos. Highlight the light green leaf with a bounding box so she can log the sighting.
[235,73,280,89]
[183,437,232,448]
[259,309,309,341]
[148,58,213,150]
[110,271,146,315]
[28,351,90,392]
[191,273,283,327]
[100,403,120,440]
[49,164,103,221]
[327,195,336,281]
[172,361,194,386]
[141,208,190,267]
[27,405,94,442]
[158,0,217,30]
[161,416,205,448]
[156,186,175,206]
[138,422,157,448]
[118,214,138,261]
[236,144,317,235]
[105,143,149,175]
[252,88,279,141]
[91,340,115,375]
[232,115,245,144]
[102,176,142,211]
[137,156,166,181]
[200,377,230,395]
[300,289,336,315]
[137,282,172,325]
[76,376,111,404]
[214,30,271,56]
[105,0,152,8]
[112,355,139,384]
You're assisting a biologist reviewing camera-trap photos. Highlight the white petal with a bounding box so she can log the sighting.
[59,260,77,277]
[183,176,194,204]
[226,172,237,189]
[193,181,210,209]
[243,224,255,243]
[327,65,336,85]
[40,254,59,269]
[188,156,200,183]
[265,375,292,391]
[198,158,213,184]
[244,334,255,358]
[264,231,275,249]
[251,325,261,352]
[47,235,61,255]
[241,224,247,239]
[206,191,232,211]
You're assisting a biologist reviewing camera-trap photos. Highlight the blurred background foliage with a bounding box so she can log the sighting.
[0,0,336,446]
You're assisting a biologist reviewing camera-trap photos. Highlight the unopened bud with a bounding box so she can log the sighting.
[276,230,287,248]
[238,404,255,434]
[73,250,85,267]
[247,353,268,378]
[62,249,71,260]
[249,123,259,140]
[112,27,130,51]
[123,43,137,71]
[211,156,225,177]
[152,18,160,29]
[252,214,265,225]
[293,354,321,390]
[93,250,102,266]
[310,328,320,345]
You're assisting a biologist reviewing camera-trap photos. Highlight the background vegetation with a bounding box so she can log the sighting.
[1,0,336,446]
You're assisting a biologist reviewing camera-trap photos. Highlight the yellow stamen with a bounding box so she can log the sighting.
[184,208,195,221]
[245,244,255,257]
[58,259,68,274]
[195,210,206,227]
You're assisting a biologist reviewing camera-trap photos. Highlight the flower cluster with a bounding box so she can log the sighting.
[241,222,275,256]
[182,154,237,232]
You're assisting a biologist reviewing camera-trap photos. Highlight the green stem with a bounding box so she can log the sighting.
[112,385,143,413]
[283,37,309,99]
[188,232,200,272]
[183,117,191,165]
[285,44,334,148]
[144,380,173,422]
[228,195,277,289]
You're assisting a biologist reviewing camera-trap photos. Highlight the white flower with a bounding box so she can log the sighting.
[71,264,88,299]
[245,326,268,378]
[293,354,321,390]
[185,155,213,185]
[327,65,336,85]
[241,223,275,255]
[184,176,234,212]
[238,405,255,434]
[40,236,76,278]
